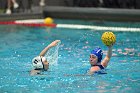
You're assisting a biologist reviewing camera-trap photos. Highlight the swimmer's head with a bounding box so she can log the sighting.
[91,48,103,63]
[32,56,44,69]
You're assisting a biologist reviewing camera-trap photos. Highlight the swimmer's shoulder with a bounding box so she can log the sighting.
[30,69,41,76]
[89,65,106,74]
[90,65,102,71]
[92,65,105,70]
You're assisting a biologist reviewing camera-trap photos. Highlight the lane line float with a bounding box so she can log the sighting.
[0,19,140,32]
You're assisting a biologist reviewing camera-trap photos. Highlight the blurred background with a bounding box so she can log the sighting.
[0,0,140,14]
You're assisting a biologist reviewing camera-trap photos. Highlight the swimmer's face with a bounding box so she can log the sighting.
[89,54,98,65]
[42,60,49,70]
[42,57,49,70]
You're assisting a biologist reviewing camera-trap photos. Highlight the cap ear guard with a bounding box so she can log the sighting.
[32,56,44,69]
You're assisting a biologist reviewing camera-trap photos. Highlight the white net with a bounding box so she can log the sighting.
[45,41,61,65]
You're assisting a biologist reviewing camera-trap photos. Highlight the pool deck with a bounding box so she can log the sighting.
[0,6,140,22]
[0,12,43,21]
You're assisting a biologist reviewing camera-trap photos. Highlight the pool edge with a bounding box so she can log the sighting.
[0,6,140,22]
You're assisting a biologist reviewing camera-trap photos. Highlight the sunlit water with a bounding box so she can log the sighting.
[0,20,140,93]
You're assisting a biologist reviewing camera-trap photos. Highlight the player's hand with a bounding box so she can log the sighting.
[48,40,61,47]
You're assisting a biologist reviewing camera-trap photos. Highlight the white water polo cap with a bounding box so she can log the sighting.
[32,56,44,69]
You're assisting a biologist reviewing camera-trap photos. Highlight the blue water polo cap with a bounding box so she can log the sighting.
[91,48,103,63]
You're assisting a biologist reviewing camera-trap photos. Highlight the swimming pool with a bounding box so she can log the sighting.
[0,19,140,93]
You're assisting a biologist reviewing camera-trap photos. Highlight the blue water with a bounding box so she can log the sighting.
[0,20,140,93]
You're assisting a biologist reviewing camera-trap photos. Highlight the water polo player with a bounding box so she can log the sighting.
[88,46,113,75]
[30,40,60,75]
[88,32,116,75]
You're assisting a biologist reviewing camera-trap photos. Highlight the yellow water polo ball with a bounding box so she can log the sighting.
[101,31,116,46]
[44,17,54,24]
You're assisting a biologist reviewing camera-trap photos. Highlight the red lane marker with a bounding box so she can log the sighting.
[0,21,15,25]
[0,21,57,27]
[17,23,57,27]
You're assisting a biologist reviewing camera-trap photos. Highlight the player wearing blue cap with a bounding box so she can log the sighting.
[88,45,113,75]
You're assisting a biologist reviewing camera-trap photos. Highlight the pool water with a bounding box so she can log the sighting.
[0,20,140,93]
